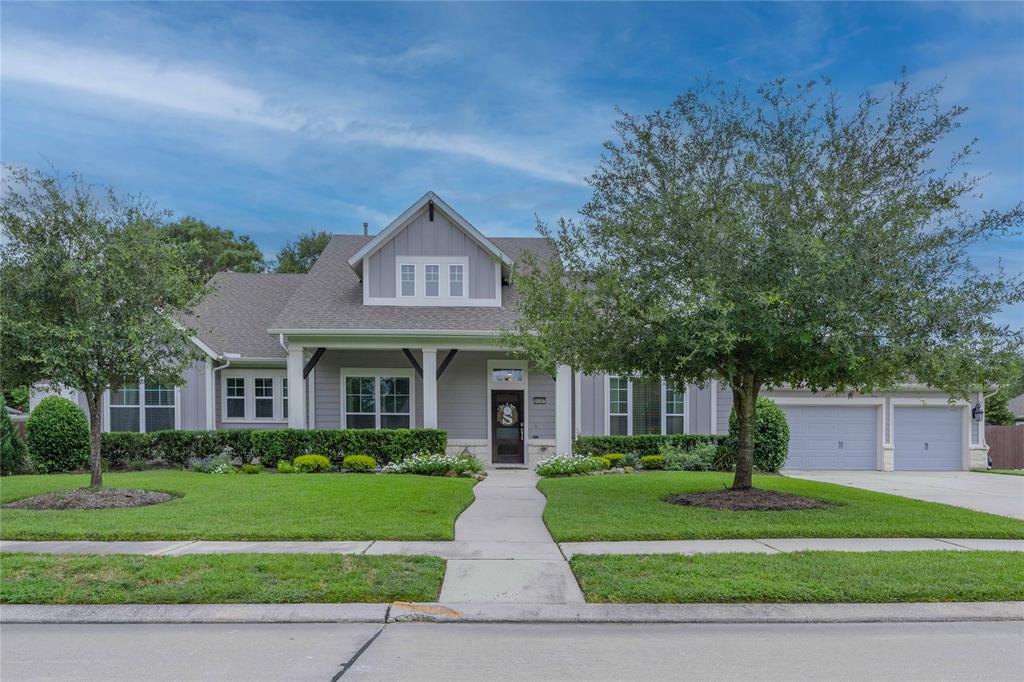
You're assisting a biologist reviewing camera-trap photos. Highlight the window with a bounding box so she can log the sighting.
[608,377,686,436]
[254,378,274,419]
[282,378,289,419]
[110,385,141,432]
[400,264,416,296]
[144,384,175,432]
[425,264,440,297]
[665,383,685,434]
[492,368,524,383]
[449,264,465,297]
[343,371,414,429]
[226,377,246,419]
[608,377,628,435]
[109,382,175,432]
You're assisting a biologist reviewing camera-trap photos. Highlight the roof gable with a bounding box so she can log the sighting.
[347,192,512,277]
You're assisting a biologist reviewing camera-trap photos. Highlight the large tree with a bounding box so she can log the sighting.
[1,168,204,487]
[510,77,1023,490]
[274,230,332,273]
[163,216,266,282]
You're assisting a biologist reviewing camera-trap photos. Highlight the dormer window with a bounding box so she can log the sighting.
[425,265,440,297]
[400,264,416,297]
[449,264,465,298]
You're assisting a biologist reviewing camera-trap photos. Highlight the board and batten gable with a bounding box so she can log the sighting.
[362,205,500,305]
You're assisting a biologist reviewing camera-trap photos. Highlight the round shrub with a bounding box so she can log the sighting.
[26,396,90,473]
[724,397,790,472]
[640,455,665,470]
[342,454,377,472]
[276,460,294,473]
[590,455,611,470]
[1,408,29,475]
[293,454,331,473]
[602,453,626,468]
[241,463,262,474]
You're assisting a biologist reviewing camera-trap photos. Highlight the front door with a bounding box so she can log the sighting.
[491,389,525,464]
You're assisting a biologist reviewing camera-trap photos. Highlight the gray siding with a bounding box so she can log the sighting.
[689,382,713,435]
[215,364,288,430]
[366,206,497,300]
[179,360,207,430]
[437,352,489,439]
[312,350,424,430]
[579,373,605,436]
[716,385,732,434]
[527,370,556,440]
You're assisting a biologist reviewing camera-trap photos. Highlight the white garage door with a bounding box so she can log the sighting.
[894,406,963,470]
[781,405,877,470]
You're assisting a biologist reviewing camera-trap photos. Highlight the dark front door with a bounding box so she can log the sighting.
[491,389,525,464]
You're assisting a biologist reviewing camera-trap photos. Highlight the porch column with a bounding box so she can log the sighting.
[556,364,573,454]
[287,345,306,429]
[422,348,438,428]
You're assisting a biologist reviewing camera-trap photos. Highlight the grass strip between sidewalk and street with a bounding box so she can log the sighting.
[974,469,1024,476]
[539,471,1024,541]
[570,551,1024,603]
[0,471,476,541]
[0,553,446,604]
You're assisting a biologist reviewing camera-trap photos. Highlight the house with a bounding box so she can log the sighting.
[35,192,992,471]
[1008,394,1024,425]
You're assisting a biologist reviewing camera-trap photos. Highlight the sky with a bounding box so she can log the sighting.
[2,1,1022,326]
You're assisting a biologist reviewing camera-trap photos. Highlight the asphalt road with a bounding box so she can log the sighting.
[2,621,1022,681]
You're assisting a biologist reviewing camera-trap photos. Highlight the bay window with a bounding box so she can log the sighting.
[108,382,176,433]
[342,370,414,429]
[607,376,687,436]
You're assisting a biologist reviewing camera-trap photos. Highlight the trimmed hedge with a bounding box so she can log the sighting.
[26,396,90,473]
[99,428,446,469]
[574,434,725,457]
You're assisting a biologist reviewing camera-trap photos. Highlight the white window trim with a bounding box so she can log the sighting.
[485,359,530,455]
[424,263,441,298]
[339,368,416,429]
[448,263,466,299]
[365,255,500,307]
[399,263,417,298]
[104,381,178,433]
[221,369,288,423]
[605,375,689,436]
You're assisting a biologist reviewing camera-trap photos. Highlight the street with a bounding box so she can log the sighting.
[2,621,1021,681]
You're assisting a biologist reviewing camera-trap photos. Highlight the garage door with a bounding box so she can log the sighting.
[894,406,963,470]
[781,405,878,470]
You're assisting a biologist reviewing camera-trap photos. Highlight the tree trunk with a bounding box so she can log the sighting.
[86,393,103,488]
[731,373,759,490]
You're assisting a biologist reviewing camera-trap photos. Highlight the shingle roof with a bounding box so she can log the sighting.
[269,234,554,333]
[181,272,305,358]
[1008,393,1024,419]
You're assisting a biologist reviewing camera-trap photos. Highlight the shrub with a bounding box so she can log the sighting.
[574,434,725,457]
[662,442,718,471]
[241,463,262,474]
[187,453,234,473]
[26,396,90,473]
[590,455,611,470]
[249,428,447,467]
[293,454,332,473]
[1,409,29,475]
[276,460,294,473]
[640,455,665,470]
[723,397,791,472]
[534,453,605,477]
[342,454,377,472]
[601,453,626,468]
[382,452,482,477]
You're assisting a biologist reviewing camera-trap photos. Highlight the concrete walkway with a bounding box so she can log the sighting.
[786,471,1024,520]
[439,469,584,604]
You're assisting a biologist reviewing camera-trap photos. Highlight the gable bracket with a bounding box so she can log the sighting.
[436,349,458,380]
[302,347,326,380]
[401,348,424,378]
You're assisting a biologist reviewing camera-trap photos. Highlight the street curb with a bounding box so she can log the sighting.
[3,601,1022,625]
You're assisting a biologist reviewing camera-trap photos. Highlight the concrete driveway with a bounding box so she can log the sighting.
[785,471,1024,520]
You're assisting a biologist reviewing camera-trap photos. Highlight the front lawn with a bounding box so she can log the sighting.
[0,471,475,540]
[0,553,445,603]
[974,469,1024,476]
[571,551,1024,603]
[540,472,1024,541]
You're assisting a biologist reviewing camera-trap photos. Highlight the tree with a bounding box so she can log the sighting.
[275,230,332,273]
[163,216,266,282]
[985,364,1024,425]
[509,76,1023,490]
[1,167,204,487]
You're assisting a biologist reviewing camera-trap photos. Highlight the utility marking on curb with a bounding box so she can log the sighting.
[391,602,463,618]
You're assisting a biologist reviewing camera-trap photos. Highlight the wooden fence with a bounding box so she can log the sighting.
[986,425,1024,469]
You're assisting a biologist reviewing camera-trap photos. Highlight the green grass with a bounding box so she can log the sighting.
[0,552,445,603]
[974,469,1024,476]
[571,551,1024,603]
[0,471,475,540]
[539,471,1024,541]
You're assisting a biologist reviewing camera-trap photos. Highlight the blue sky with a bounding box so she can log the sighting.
[3,1,1022,325]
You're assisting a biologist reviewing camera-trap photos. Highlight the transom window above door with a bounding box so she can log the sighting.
[607,376,687,436]
[342,370,414,429]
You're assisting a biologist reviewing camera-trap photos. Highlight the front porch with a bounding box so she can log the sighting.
[283,338,573,467]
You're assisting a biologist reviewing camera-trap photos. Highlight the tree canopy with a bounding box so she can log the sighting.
[1,167,204,487]
[275,230,332,273]
[163,216,266,282]
[509,76,1023,489]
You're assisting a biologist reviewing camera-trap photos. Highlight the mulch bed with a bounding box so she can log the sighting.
[2,488,176,511]
[665,488,835,511]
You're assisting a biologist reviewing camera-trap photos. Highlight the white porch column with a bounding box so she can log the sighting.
[556,364,573,454]
[287,345,306,429]
[204,358,215,430]
[422,348,438,428]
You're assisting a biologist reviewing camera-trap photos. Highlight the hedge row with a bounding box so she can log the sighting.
[573,434,726,457]
[101,428,447,469]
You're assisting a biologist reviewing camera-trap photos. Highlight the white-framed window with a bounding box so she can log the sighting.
[254,378,275,419]
[400,264,416,297]
[226,377,246,419]
[606,376,687,436]
[108,382,177,433]
[341,369,415,429]
[449,264,465,298]
[282,378,289,420]
[425,264,440,297]
[222,370,287,422]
